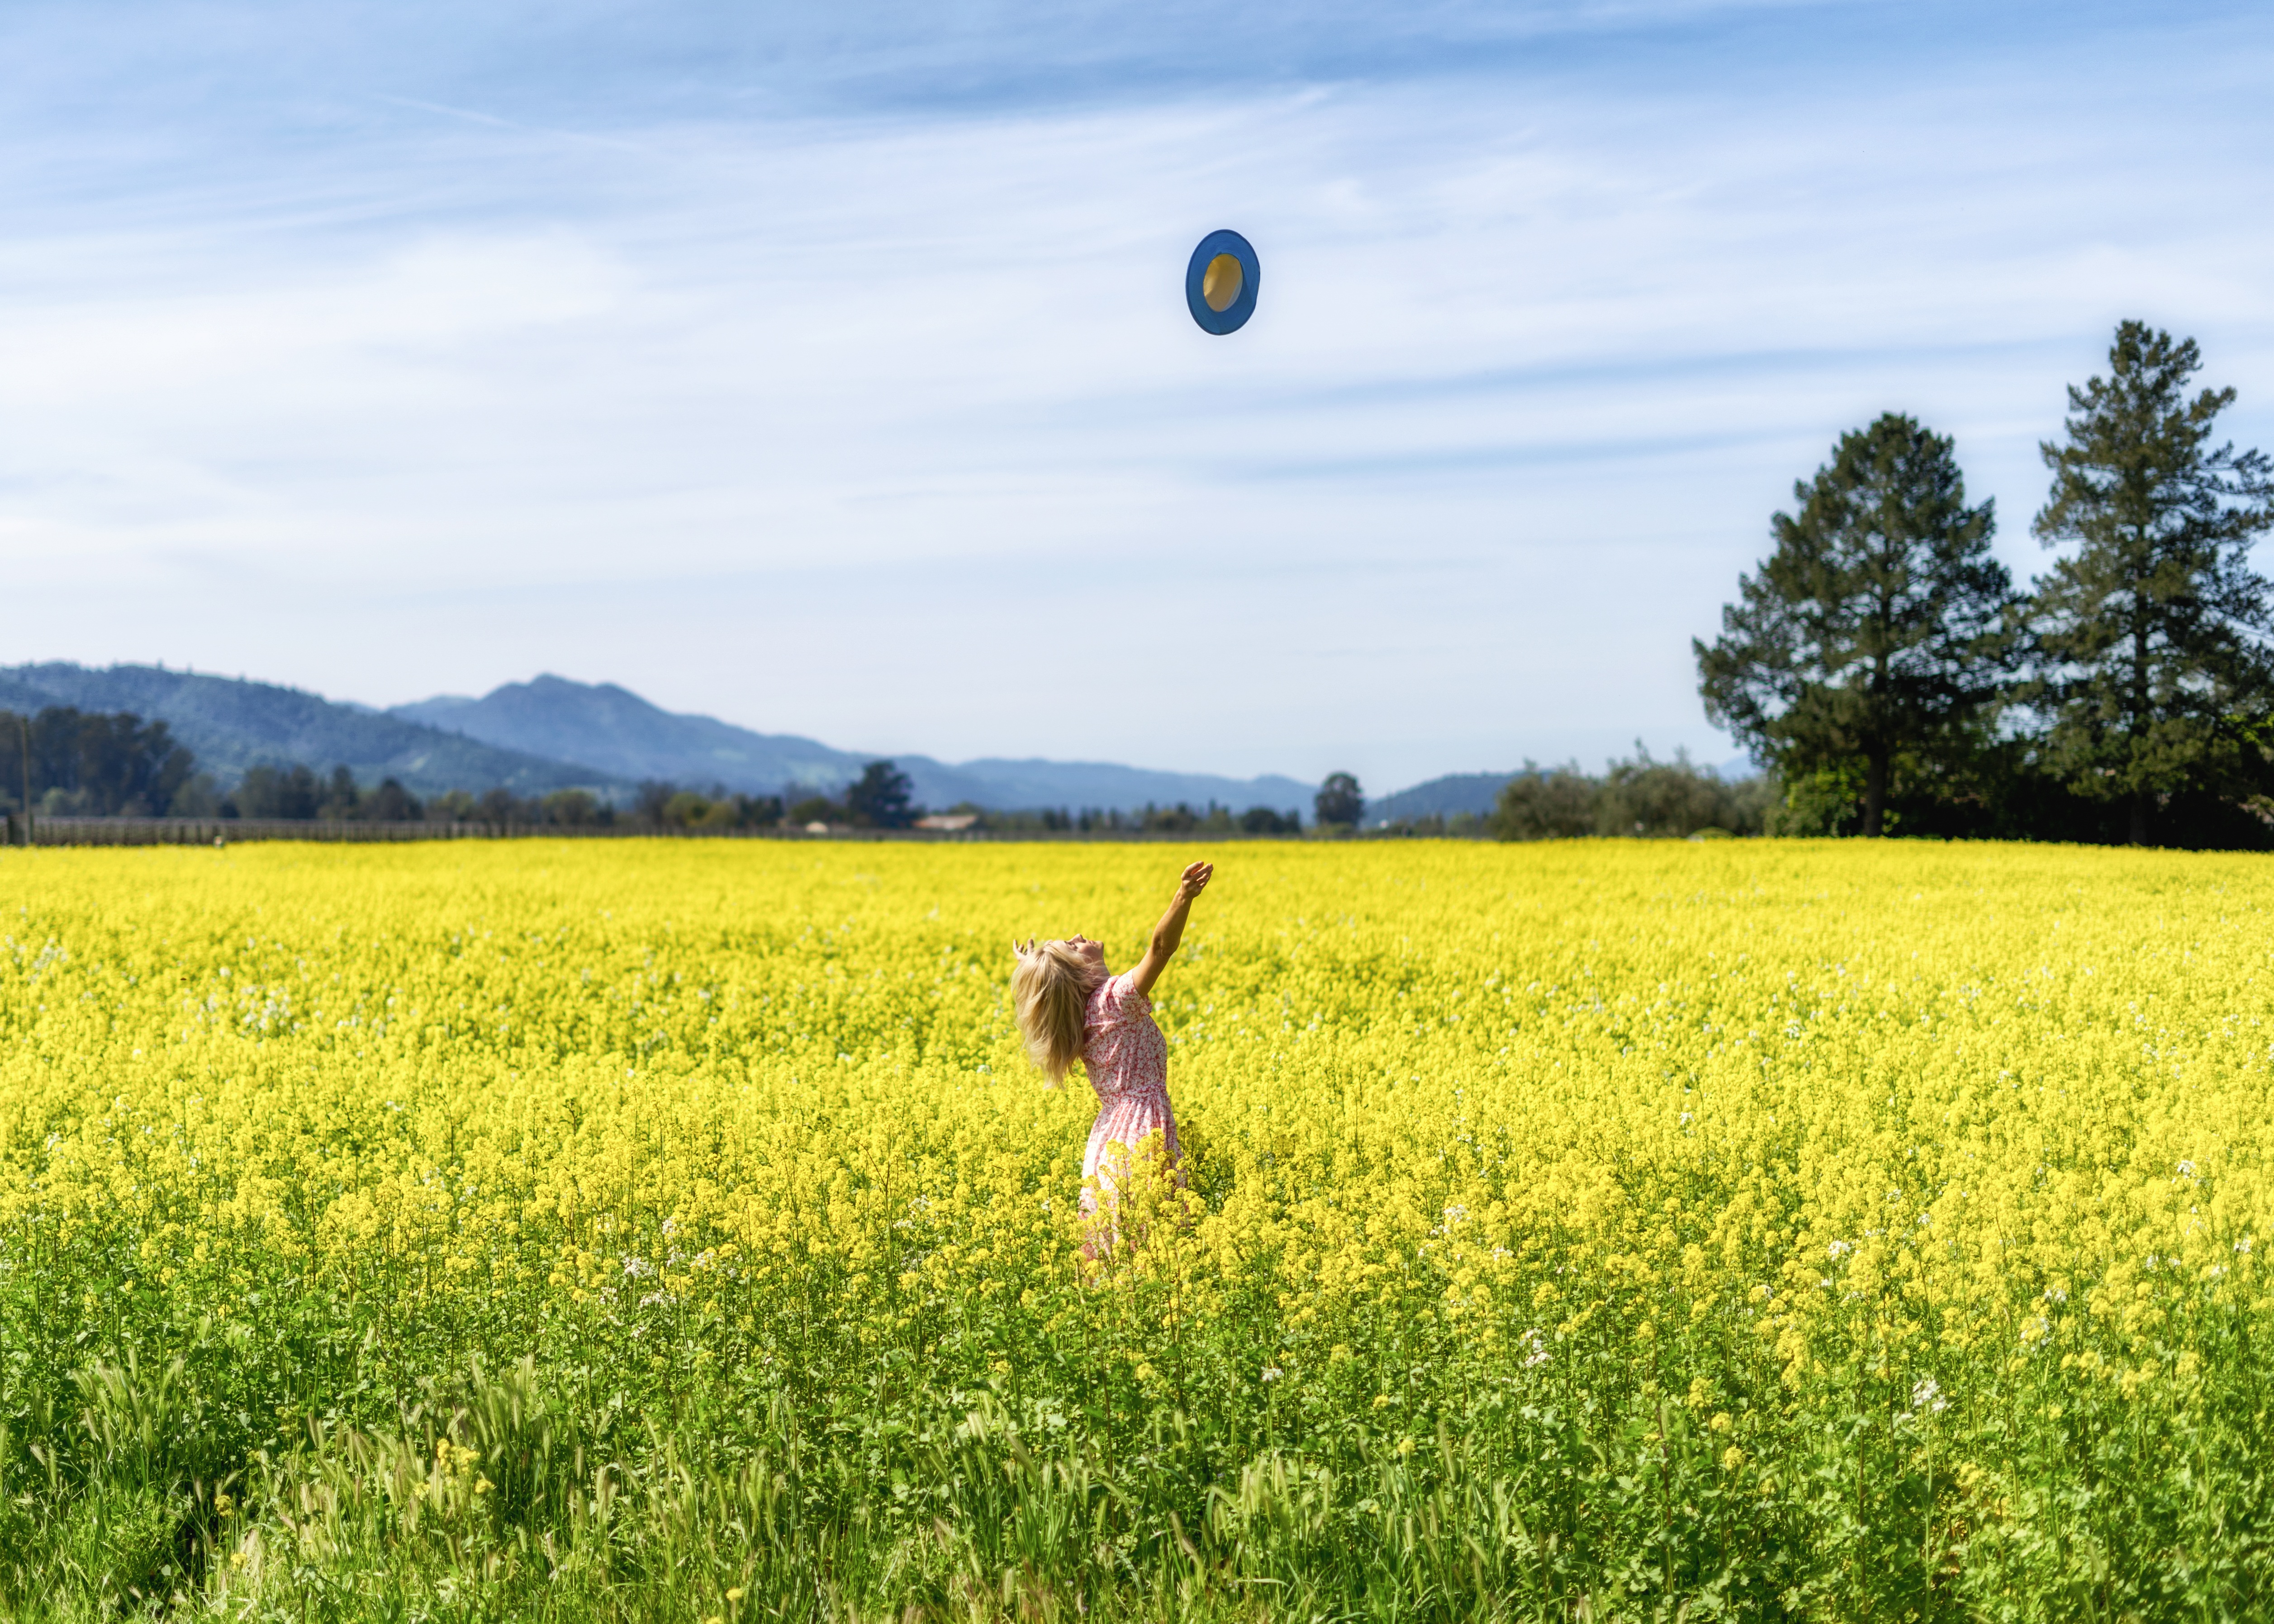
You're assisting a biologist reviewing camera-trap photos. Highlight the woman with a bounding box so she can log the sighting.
[1011,860,1213,1233]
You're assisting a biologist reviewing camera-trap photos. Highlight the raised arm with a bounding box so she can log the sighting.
[1126,861,1214,999]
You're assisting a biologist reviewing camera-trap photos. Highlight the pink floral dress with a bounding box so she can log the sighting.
[1079,969,1180,1213]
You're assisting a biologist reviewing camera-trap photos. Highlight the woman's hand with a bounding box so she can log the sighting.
[1130,860,1215,998]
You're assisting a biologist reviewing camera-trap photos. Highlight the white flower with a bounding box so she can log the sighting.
[1261,1366,1283,1383]
[1910,1377,1947,1415]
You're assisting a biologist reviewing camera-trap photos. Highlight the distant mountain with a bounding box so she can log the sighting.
[5,662,1319,814]
[0,663,624,798]
[392,674,1316,813]
[394,677,855,794]
[1366,773,1514,824]
[930,757,1314,817]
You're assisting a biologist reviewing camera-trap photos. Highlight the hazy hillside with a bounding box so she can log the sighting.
[5,663,1321,814]
[1366,772,1514,824]
[939,758,1313,817]
[395,677,857,794]
[394,674,1316,813]
[0,664,622,798]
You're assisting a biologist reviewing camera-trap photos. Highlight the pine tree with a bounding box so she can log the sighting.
[1695,413,2013,836]
[2029,323,2274,844]
[845,760,916,828]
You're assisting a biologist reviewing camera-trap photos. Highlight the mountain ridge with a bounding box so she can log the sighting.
[1365,772,1516,824]
[0,663,623,799]
[2,663,1322,814]
[392,675,1317,813]
[393,677,857,795]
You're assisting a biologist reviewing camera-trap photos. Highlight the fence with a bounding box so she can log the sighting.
[15,817,496,845]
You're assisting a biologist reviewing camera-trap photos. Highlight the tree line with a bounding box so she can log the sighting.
[0,708,197,819]
[0,725,616,828]
[1302,754,1770,842]
[1484,750,1770,840]
[0,732,1317,839]
[960,803,1305,835]
[1695,320,2274,846]
[674,761,1304,835]
[0,713,618,829]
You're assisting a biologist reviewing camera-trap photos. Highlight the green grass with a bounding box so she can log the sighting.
[7,1282,2274,1621]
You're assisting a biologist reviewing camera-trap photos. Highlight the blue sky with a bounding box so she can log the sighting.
[3,1,2270,794]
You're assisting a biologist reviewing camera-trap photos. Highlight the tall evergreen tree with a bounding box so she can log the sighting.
[1695,413,2012,836]
[2028,322,2274,844]
[846,760,916,828]
[0,706,196,817]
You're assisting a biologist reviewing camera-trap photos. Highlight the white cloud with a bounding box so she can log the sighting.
[1,5,2270,791]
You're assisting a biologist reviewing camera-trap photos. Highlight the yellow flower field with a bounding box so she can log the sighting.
[4,837,2271,1619]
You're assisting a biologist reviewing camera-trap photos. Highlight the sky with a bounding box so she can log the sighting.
[2,1,2270,795]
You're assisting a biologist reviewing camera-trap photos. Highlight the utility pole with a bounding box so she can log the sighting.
[17,713,30,846]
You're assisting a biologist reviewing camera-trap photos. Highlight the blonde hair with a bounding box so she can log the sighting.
[1011,939,1103,1086]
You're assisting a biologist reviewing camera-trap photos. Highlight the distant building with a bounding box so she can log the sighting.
[915,813,978,831]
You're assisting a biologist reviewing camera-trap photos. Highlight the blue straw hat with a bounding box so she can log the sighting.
[1186,230,1259,335]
